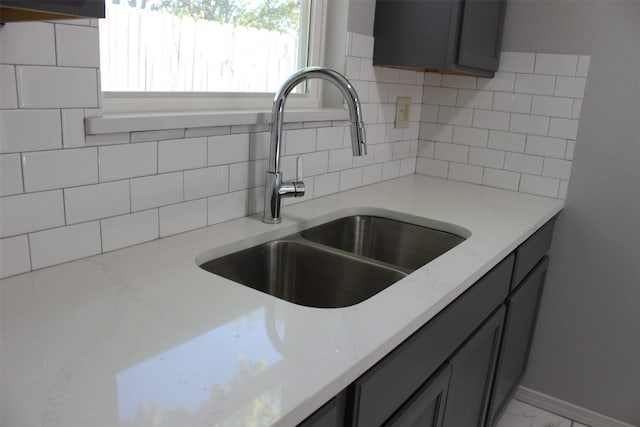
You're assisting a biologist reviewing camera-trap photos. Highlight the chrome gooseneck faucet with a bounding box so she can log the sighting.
[262,66,367,224]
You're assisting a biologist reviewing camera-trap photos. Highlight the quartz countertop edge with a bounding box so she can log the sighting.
[0,175,564,427]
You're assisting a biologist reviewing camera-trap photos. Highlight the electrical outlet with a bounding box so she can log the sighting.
[395,96,412,129]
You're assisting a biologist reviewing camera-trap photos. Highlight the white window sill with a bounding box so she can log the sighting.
[85,108,350,135]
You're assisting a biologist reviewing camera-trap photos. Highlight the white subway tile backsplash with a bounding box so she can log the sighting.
[159,199,207,237]
[0,154,23,196]
[476,72,515,92]
[346,57,361,80]
[399,70,421,85]
[438,107,474,126]
[400,157,417,176]
[531,95,573,118]
[565,140,576,160]
[514,74,555,95]
[340,167,363,191]
[542,158,572,180]
[353,151,374,168]
[22,148,98,192]
[492,92,532,114]
[452,126,489,147]
[99,141,157,181]
[382,161,401,181]
[131,129,185,143]
[185,126,230,138]
[420,123,453,142]
[442,74,476,89]
[351,33,374,59]
[29,221,101,270]
[554,76,586,98]
[448,163,483,184]
[299,151,329,176]
[0,109,62,153]
[0,191,65,237]
[362,163,383,185]
[378,104,396,124]
[499,52,535,73]
[483,168,520,191]
[456,89,494,110]
[373,143,394,163]
[314,172,340,197]
[0,22,56,65]
[509,113,550,136]
[519,174,560,198]
[316,126,345,151]
[423,86,457,106]
[504,152,544,175]
[488,131,526,153]
[534,54,578,76]
[369,81,389,104]
[101,210,159,252]
[381,68,400,83]
[416,157,449,178]
[576,56,590,78]
[0,65,18,109]
[548,118,579,139]
[130,172,183,211]
[55,24,100,67]
[16,66,98,108]
[435,142,469,163]
[469,147,505,169]
[86,132,130,146]
[472,110,510,131]
[385,124,404,143]
[207,190,248,224]
[61,109,87,148]
[0,235,31,278]
[159,137,207,173]
[571,99,582,120]
[64,180,130,224]
[229,160,267,191]
[365,123,386,145]
[184,165,228,200]
[558,180,569,199]
[208,134,250,165]
[423,72,442,86]
[525,135,567,159]
[284,129,316,155]
[403,122,420,140]
[418,140,436,158]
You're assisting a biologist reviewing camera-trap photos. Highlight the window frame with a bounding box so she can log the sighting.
[99,0,329,114]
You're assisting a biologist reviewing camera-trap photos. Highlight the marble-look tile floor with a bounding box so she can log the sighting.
[496,399,589,427]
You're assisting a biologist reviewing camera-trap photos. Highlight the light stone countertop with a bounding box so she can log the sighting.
[0,175,563,427]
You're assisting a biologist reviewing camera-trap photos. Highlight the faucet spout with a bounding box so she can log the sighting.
[262,67,367,224]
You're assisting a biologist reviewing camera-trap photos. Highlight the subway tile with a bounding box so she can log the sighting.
[378,104,396,124]
[399,70,421,85]
[416,157,449,178]
[576,56,591,77]
[131,129,185,143]
[345,56,361,80]
[158,137,207,173]
[101,210,159,252]
[229,160,267,191]
[64,180,130,224]
[448,163,483,184]
[558,180,569,200]
[369,81,389,104]
[360,59,376,82]
[421,105,439,123]
[418,140,435,158]
[531,96,573,118]
[361,103,379,124]
[565,140,576,160]
[442,74,476,89]
[208,133,250,165]
[0,110,62,153]
[419,123,453,142]
[0,22,56,65]
[472,110,510,131]
[534,54,578,76]
[571,99,582,119]
[476,72,515,92]
[514,74,555,95]
[353,151,374,168]
[295,151,328,176]
[499,52,535,73]
[0,65,18,109]
[388,83,409,101]
[381,68,400,83]
[526,135,567,159]
[423,86,457,106]
[184,165,228,200]
[488,131,526,153]
[130,172,183,211]
[435,142,469,163]
[385,124,404,143]
[185,126,230,138]
[400,157,417,175]
[99,141,157,182]
[284,128,316,155]
[30,221,101,270]
[373,143,394,163]
[17,66,98,108]
[22,147,98,192]
[55,24,100,67]
[438,107,473,126]
[492,92,532,113]
[159,199,207,237]
[351,80,370,103]
[207,191,248,224]
[468,147,505,169]
[61,109,87,148]
[0,154,23,196]
[86,132,130,146]
[509,113,550,136]
[554,76,586,98]
[351,33,374,59]
[0,190,64,237]
[542,158,572,180]
[456,89,493,110]
[248,132,270,160]
[403,122,420,140]
[483,168,520,191]
[314,172,340,197]
[362,163,383,185]
[340,167,363,191]
[519,174,560,198]
[0,235,31,278]
[504,152,544,175]
[365,123,386,144]
[392,140,413,160]
[423,72,443,86]
[382,161,401,181]
[452,126,489,147]
[232,124,270,134]
[548,118,579,139]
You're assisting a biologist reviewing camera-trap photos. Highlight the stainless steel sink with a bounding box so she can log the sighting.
[300,215,465,271]
[199,240,407,308]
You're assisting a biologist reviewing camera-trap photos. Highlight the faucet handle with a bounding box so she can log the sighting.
[296,156,304,182]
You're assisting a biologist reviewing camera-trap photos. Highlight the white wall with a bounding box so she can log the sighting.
[501,1,640,425]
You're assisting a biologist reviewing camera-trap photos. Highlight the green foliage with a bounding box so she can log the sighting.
[151,0,301,33]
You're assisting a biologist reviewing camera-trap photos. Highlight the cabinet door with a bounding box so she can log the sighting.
[443,306,505,427]
[487,257,549,426]
[456,0,506,72]
[384,364,451,427]
[298,392,347,427]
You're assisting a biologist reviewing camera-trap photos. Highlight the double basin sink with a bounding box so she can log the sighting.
[199,214,467,308]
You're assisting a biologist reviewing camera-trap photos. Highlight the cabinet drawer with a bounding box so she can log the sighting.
[512,218,556,289]
[351,254,514,427]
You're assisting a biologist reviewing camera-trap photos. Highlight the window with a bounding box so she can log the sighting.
[99,0,326,113]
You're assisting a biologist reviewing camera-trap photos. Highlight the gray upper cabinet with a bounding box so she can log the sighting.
[373,0,507,77]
